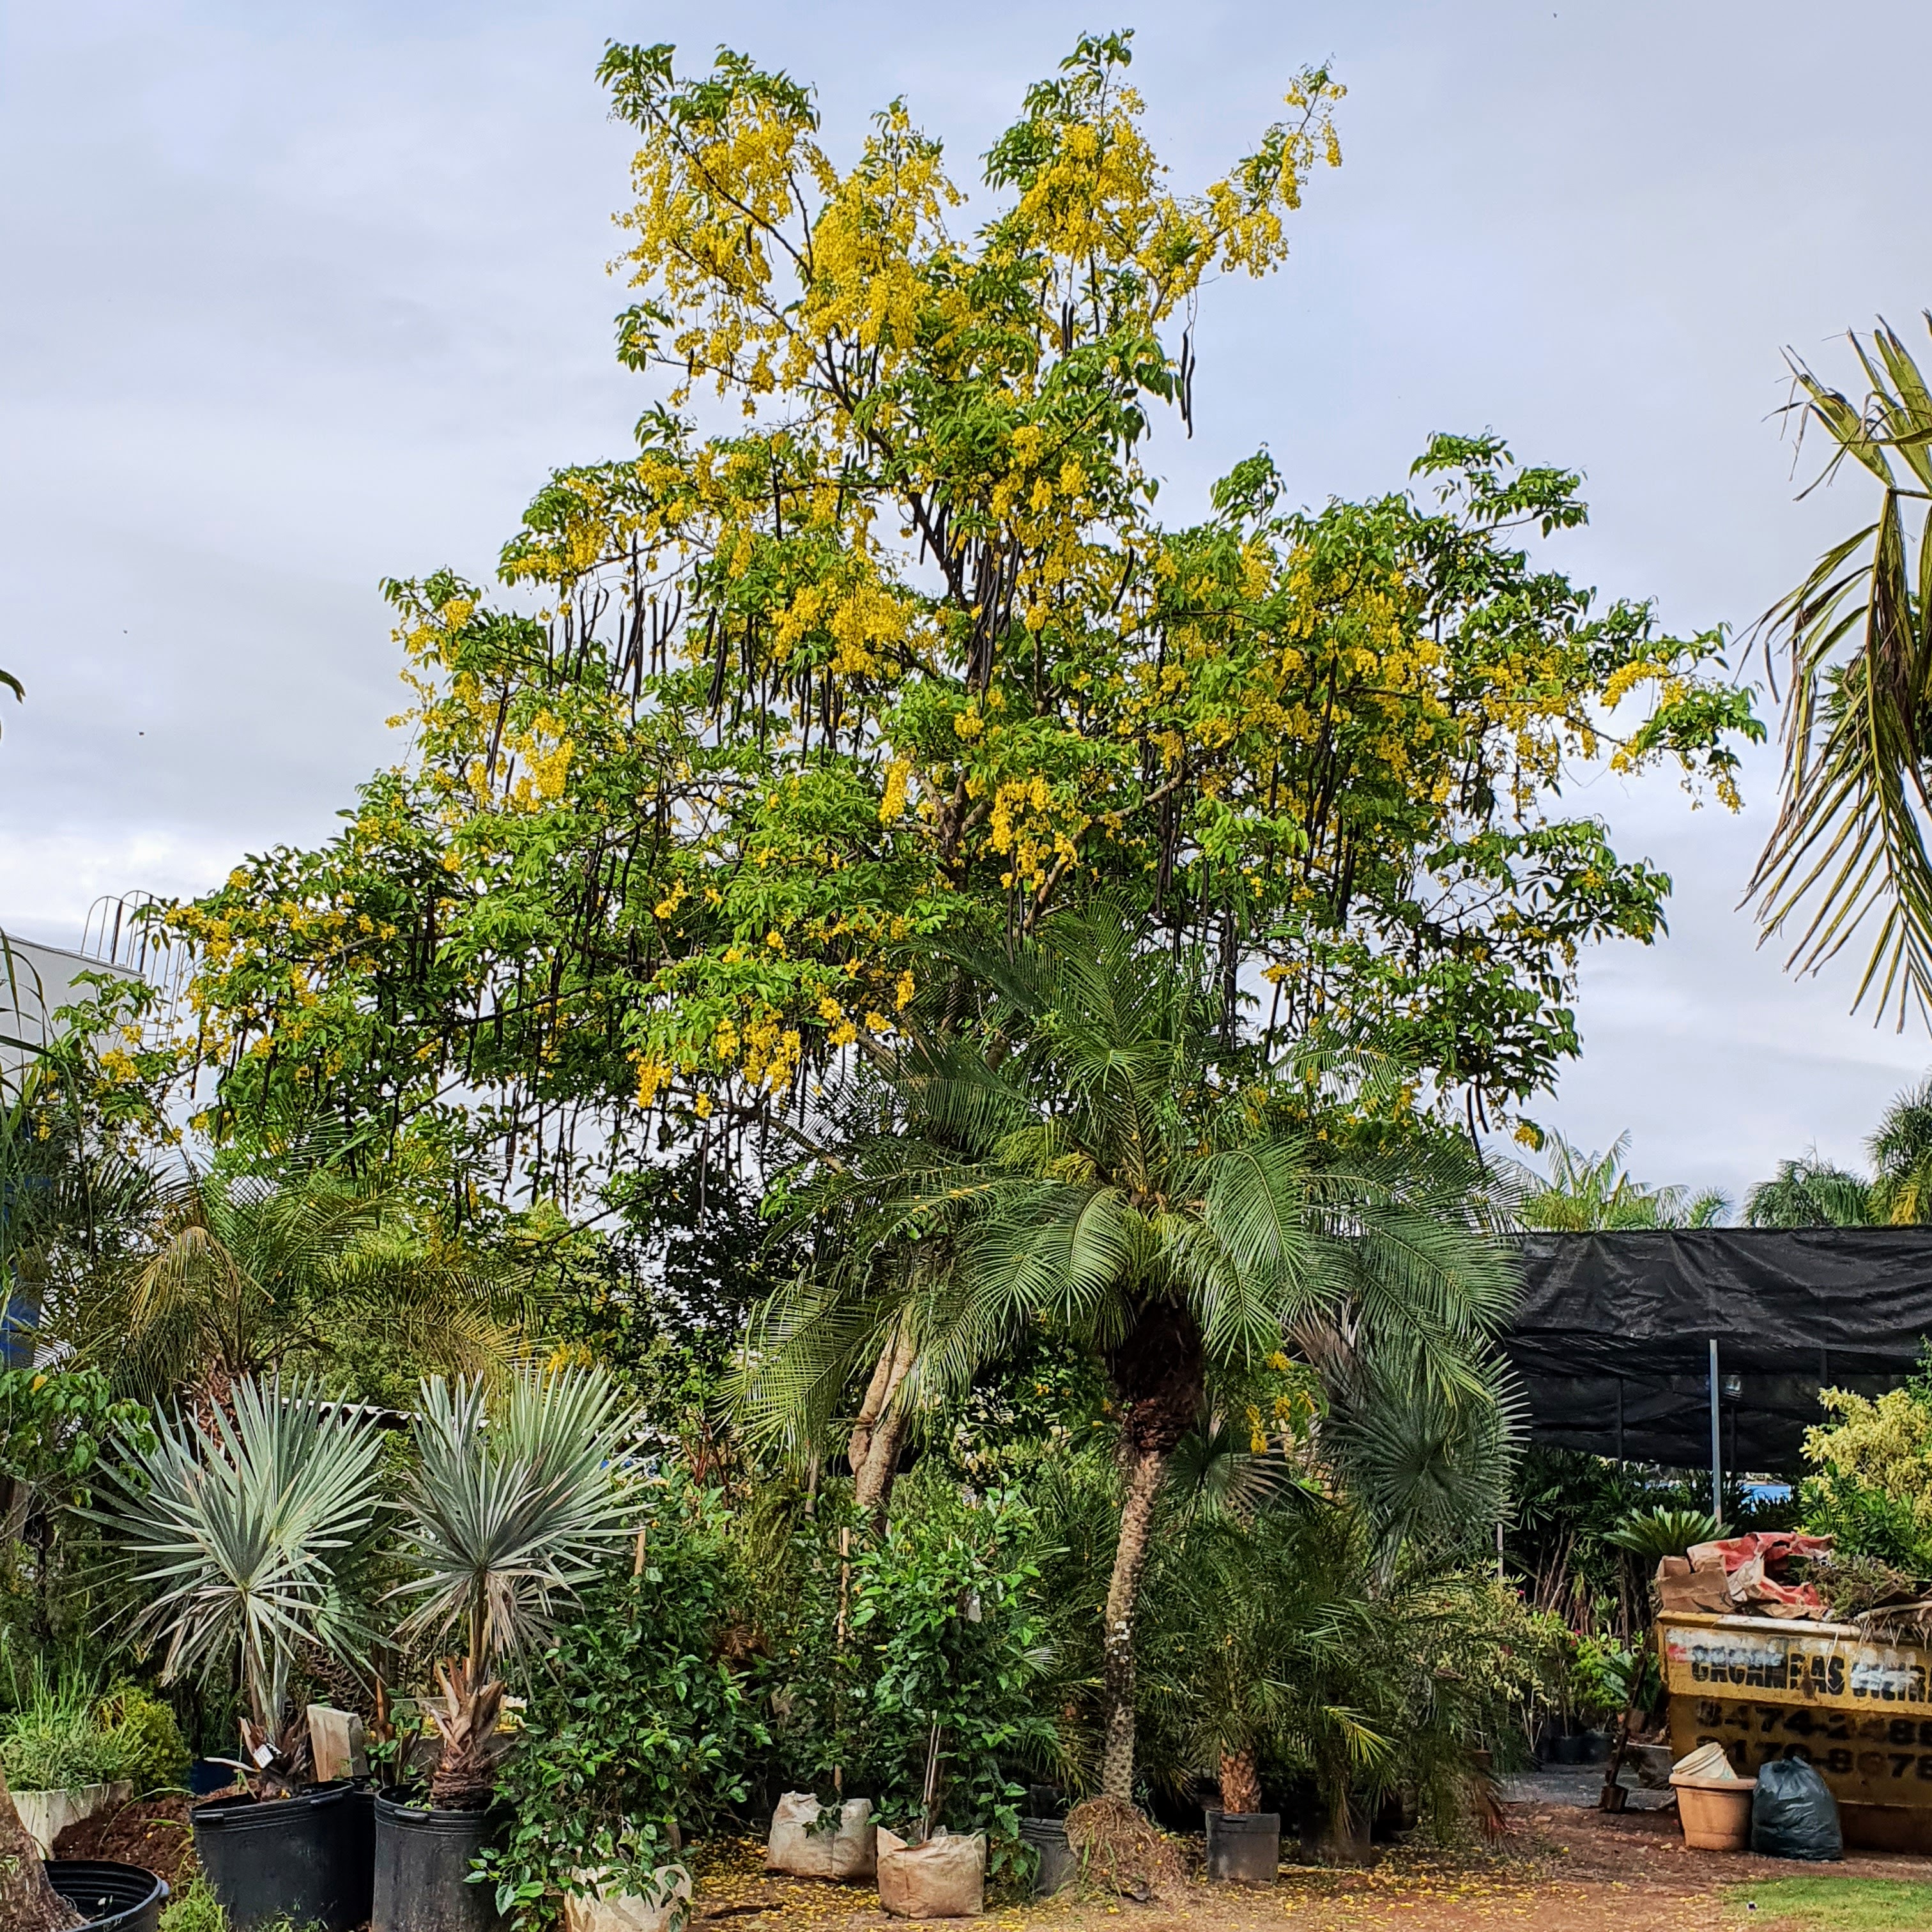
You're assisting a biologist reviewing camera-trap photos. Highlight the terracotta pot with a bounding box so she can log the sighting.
[1671,1774,1757,1851]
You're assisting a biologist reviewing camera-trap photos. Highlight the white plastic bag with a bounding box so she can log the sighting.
[877,1827,986,1919]
[766,1793,878,1880]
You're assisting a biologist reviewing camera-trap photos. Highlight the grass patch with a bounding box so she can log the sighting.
[1726,1877,1932,1928]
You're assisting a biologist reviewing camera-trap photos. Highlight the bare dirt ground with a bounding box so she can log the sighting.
[687,1804,1932,1932]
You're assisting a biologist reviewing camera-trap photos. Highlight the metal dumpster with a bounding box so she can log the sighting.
[1660,1609,1932,1853]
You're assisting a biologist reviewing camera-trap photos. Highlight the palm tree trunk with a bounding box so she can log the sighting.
[1219,1744,1261,1814]
[853,1407,910,1520]
[0,1758,82,1931]
[1099,1441,1168,1801]
[848,1326,916,1522]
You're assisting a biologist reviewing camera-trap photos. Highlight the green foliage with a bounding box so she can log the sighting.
[0,1662,185,1791]
[1140,1493,1561,1835]
[1750,315,1932,1027]
[1800,1356,1932,1575]
[1514,1131,1728,1230]
[1745,1154,1878,1228]
[0,1368,148,1494]
[88,1374,387,1734]
[482,1479,765,1925]
[392,1365,643,1673]
[157,1876,229,1932]
[765,1470,1057,1857]
[96,1682,191,1791]
[1604,1506,1721,1565]
[51,1139,535,1412]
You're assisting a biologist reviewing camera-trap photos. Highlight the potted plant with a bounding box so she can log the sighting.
[91,1375,386,1931]
[0,1666,139,1856]
[378,1365,641,1932]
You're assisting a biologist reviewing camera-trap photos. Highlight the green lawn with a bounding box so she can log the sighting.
[1726,1878,1932,1929]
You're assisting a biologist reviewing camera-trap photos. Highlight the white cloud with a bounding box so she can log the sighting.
[5,0,1930,1197]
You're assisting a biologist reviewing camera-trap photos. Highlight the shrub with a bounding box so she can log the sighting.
[98,1683,192,1791]
[480,1476,767,1926]
[1802,1377,1932,1575]
[765,1467,1057,1868]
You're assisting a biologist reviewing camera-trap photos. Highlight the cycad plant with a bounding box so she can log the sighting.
[390,1365,643,1808]
[90,1376,387,1791]
[739,913,1517,1801]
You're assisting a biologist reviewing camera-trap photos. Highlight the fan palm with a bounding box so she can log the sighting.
[89,1374,387,1790]
[389,1364,643,1806]
[1750,316,1932,1025]
[739,913,1517,1800]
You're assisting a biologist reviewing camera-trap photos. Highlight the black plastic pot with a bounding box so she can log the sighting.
[45,1859,169,1932]
[1204,1809,1281,1885]
[192,1782,362,1932]
[373,1794,504,1932]
[1019,1816,1078,1895]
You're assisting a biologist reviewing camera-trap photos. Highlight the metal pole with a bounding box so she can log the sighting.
[1708,1337,1722,1524]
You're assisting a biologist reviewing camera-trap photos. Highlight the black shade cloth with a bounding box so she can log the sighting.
[1503,1230,1932,1472]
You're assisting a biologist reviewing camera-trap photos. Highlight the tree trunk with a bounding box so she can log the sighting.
[0,1758,82,1932]
[848,1326,916,1522]
[1099,1442,1168,1801]
[1219,1745,1261,1814]
[853,1407,910,1521]
[1098,1300,1206,1805]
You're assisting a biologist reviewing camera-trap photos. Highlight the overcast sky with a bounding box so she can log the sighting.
[4,0,1931,1206]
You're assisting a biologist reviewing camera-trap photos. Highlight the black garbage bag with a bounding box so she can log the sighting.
[1751,1757,1843,1860]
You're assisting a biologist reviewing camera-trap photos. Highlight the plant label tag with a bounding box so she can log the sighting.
[254,1742,275,1766]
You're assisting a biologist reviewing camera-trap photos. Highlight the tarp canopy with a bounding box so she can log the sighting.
[1504,1229,1932,1473]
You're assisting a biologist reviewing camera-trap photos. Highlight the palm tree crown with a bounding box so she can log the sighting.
[741,914,1518,1798]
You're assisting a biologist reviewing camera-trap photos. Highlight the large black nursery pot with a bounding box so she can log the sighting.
[45,1859,170,1932]
[192,1781,366,1932]
[1018,1816,1078,1895]
[372,1793,505,1932]
[1204,1807,1281,1884]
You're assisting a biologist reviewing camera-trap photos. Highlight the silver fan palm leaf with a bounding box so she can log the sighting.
[390,1364,644,1673]
[89,1375,386,1732]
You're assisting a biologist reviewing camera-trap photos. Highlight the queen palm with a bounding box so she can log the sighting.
[1515,1132,1728,1230]
[1751,317,1932,1025]
[56,1146,535,1413]
[740,914,1517,1801]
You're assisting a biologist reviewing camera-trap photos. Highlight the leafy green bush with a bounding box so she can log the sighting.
[766,1467,1056,1866]
[97,1682,191,1791]
[481,1477,769,1925]
[1801,1367,1932,1575]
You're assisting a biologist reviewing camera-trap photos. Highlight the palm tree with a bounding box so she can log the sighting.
[1515,1132,1728,1230]
[1869,1073,1932,1222]
[739,914,1517,1802]
[389,1365,643,1807]
[1744,1153,1878,1227]
[89,1375,388,1791]
[55,1148,534,1413]
[1749,317,1932,1025]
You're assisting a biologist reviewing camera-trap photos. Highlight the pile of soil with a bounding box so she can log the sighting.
[51,1795,196,1892]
